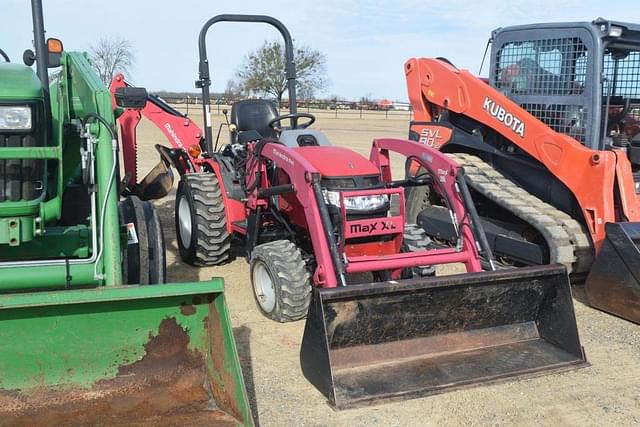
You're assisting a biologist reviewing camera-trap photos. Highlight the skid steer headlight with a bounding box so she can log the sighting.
[0,106,32,130]
[324,190,389,211]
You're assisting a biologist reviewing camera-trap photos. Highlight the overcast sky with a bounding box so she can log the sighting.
[2,0,638,101]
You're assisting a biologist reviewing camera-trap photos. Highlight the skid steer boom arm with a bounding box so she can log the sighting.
[405,57,640,247]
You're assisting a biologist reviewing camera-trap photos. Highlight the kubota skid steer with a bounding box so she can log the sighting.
[0,2,251,425]
[405,19,640,324]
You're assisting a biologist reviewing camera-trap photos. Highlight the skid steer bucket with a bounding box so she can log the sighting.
[585,222,640,324]
[300,265,586,409]
[0,279,252,426]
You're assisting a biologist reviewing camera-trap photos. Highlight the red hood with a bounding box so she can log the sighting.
[293,146,380,177]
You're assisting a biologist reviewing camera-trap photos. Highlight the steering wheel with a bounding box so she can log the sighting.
[268,113,316,131]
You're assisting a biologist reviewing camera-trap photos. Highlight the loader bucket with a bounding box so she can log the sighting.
[585,222,640,324]
[300,265,586,409]
[0,279,252,426]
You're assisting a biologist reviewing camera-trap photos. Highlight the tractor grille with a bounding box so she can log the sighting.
[493,37,590,144]
[0,134,45,202]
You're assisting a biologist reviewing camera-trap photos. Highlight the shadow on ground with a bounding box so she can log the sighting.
[233,325,260,426]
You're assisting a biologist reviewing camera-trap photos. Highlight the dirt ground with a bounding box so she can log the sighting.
[135,110,640,426]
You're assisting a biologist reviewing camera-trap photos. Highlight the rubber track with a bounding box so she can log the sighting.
[185,173,231,266]
[447,153,593,274]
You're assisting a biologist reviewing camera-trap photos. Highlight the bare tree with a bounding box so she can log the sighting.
[234,41,328,103]
[89,37,134,86]
[224,79,244,102]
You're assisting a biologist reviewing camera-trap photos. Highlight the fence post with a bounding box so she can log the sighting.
[385,109,388,119]
[360,107,362,119]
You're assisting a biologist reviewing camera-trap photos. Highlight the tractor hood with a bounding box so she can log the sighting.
[0,63,43,100]
[294,146,380,178]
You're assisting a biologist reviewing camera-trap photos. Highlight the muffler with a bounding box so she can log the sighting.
[585,222,640,323]
[300,265,587,409]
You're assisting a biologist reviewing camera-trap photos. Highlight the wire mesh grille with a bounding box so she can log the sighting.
[603,51,640,98]
[493,38,589,143]
[603,51,640,143]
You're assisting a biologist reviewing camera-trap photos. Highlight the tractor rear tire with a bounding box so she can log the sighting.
[250,240,312,322]
[119,196,167,284]
[403,223,436,277]
[175,173,231,266]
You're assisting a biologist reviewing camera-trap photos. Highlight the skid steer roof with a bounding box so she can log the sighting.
[492,18,640,39]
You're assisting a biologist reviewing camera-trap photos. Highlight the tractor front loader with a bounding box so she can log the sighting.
[110,14,586,409]
[405,19,640,323]
[0,2,251,425]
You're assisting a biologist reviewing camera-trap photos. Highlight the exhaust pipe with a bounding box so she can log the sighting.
[300,265,587,409]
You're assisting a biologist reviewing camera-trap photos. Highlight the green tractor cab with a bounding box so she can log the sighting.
[0,1,251,424]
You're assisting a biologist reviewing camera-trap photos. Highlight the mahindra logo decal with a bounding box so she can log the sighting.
[272,148,294,166]
[482,97,525,138]
[164,123,184,148]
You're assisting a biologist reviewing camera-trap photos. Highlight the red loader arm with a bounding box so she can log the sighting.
[109,74,203,186]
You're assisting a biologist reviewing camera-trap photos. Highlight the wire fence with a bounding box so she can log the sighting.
[158,97,413,120]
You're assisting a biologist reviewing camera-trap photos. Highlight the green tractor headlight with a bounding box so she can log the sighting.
[0,106,32,130]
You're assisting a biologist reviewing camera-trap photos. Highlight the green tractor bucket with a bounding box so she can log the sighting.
[300,265,587,409]
[585,222,640,324]
[0,279,252,426]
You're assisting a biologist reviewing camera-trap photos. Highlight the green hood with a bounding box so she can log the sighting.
[0,63,43,100]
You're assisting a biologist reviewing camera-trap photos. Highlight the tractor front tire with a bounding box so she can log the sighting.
[119,195,167,284]
[250,240,312,322]
[175,173,231,266]
[403,223,436,277]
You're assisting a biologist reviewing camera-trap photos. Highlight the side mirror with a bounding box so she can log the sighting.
[23,49,36,66]
[114,87,148,109]
[47,38,63,68]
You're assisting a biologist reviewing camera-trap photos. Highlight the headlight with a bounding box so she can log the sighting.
[0,106,32,130]
[324,190,389,211]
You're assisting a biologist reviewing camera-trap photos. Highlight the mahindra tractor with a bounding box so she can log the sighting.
[111,14,587,408]
[405,18,640,324]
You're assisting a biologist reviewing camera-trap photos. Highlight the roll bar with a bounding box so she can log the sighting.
[196,14,298,153]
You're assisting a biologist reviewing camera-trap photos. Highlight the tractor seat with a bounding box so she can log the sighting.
[230,99,279,141]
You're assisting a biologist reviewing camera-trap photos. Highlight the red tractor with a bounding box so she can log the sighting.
[110,14,586,409]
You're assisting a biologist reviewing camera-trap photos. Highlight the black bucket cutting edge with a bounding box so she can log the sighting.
[300,264,587,409]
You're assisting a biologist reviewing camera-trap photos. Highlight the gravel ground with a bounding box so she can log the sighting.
[135,110,640,426]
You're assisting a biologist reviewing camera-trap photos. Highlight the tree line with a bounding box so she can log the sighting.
[89,37,339,103]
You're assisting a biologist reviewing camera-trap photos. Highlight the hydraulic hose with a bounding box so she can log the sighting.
[82,113,119,281]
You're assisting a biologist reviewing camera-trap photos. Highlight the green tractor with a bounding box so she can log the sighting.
[0,1,251,425]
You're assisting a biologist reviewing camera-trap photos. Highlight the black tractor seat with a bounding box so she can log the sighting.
[230,99,279,142]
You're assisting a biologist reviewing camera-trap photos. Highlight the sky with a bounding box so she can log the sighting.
[2,0,639,101]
